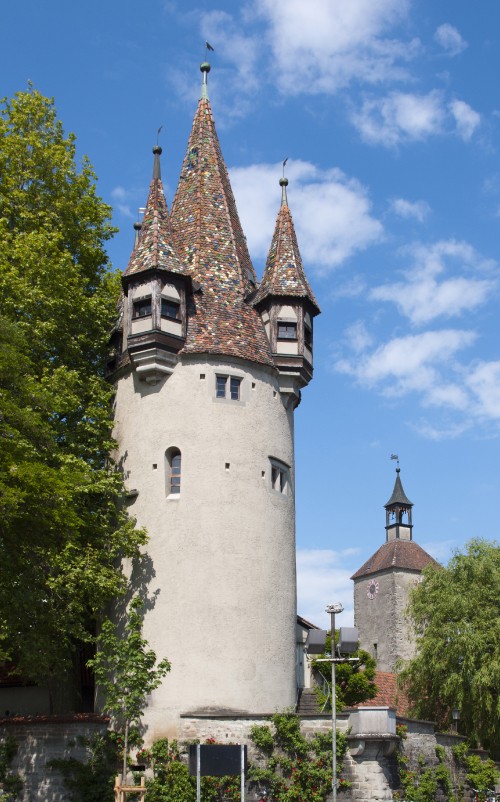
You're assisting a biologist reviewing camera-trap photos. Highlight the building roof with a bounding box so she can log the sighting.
[351,539,437,579]
[385,468,413,508]
[123,146,185,279]
[356,671,411,717]
[170,66,274,366]
[252,178,319,313]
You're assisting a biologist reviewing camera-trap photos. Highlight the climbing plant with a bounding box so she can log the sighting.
[452,742,499,802]
[0,735,23,800]
[249,710,350,802]
[395,726,456,802]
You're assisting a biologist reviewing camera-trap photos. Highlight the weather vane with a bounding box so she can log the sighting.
[390,453,400,468]
[205,41,215,57]
[282,157,288,177]
[156,125,162,146]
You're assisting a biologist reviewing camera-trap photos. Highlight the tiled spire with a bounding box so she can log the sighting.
[170,63,273,366]
[123,145,185,278]
[385,468,413,509]
[252,176,319,312]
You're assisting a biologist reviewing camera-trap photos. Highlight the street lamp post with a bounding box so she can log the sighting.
[326,603,344,802]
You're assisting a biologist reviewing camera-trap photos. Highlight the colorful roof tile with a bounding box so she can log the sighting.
[123,146,185,279]
[252,178,319,313]
[356,671,411,717]
[170,68,273,366]
[351,540,437,579]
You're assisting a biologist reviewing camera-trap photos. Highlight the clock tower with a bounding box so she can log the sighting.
[351,467,437,672]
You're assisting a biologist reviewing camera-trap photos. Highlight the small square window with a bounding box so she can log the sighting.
[216,375,242,401]
[277,322,297,340]
[161,298,180,320]
[133,298,152,318]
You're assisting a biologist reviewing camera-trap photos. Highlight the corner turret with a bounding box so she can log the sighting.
[121,144,190,384]
[252,171,320,400]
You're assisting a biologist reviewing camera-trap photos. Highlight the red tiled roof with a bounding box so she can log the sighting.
[123,157,185,278]
[351,540,437,579]
[252,191,319,313]
[170,97,274,366]
[357,671,411,717]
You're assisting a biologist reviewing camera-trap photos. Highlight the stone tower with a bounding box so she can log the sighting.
[109,62,319,741]
[351,467,436,672]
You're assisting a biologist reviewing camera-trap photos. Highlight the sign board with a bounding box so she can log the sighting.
[188,744,247,777]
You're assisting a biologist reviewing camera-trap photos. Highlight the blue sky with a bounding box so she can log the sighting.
[2,0,500,628]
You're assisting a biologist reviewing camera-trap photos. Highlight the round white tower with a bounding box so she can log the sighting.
[110,63,319,741]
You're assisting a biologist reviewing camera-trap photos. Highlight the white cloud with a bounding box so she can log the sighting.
[352,91,481,146]
[111,186,134,218]
[297,549,359,627]
[352,90,445,145]
[253,0,418,94]
[370,240,496,325]
[434,23,467,57]
[345,321,373,353]
[230,160,383,274]
[336,329,477,398]
[390,197,430,222]
[466,361,500,420]
[449,99,481,141]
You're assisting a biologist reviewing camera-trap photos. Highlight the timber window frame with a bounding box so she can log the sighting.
[166,447,182,496]
[215,375,242,401]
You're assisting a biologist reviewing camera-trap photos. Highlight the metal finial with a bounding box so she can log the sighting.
[133,220,142,248]
[152,143,162,180]
[156,125,163,146]
[279,158,289,205]
[200,61,211,100]
[390,453,400,469]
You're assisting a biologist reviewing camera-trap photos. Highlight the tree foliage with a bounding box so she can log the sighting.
[87,597,171,781]
[312,632,378,710]
[400,539,500,757]
[0,87,145,688]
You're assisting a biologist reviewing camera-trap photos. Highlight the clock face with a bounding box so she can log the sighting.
[367,580,379,600]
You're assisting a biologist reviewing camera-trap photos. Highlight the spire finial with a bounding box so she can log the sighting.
[200,59,211,100]
[152,128,162,180]
[133,220,142,248]
[279,157,289,206]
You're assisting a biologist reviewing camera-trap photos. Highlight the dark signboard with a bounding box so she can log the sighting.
[188,744,247,777]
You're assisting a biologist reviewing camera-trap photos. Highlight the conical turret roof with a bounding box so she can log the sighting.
[124,146,185,278]
[170,65,273,366]
[252,178,319,312]
[385,468,413,508]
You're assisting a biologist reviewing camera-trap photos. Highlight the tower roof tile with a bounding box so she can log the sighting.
[123,147,185,279]
[170,88,273,366]
[351,540,437,580]
[252,181,319,312]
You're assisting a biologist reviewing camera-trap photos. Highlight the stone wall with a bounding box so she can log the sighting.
[0,715,108,802]
[0,710,477,802]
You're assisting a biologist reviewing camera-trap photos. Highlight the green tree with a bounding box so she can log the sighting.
[312,632,378,710]
[400,539,500,757]
[87,597,171,782]
[0,86,145,694]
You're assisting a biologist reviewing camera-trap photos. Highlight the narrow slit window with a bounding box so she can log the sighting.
[166,448,181,495]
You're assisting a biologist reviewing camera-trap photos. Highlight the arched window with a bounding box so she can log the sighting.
[166,448,181,495]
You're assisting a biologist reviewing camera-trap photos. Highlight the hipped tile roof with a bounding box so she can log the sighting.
[351,540,437,579]
[357,671,411,717]
[252,192,319,313]
[123,154,185,279]
[170,97,273,366]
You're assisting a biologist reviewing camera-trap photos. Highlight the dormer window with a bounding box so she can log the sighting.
[278,322,297,340]
[161,298,181,320]
[133,297,152,318]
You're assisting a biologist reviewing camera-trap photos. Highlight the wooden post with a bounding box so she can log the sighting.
[114,773,146,801]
